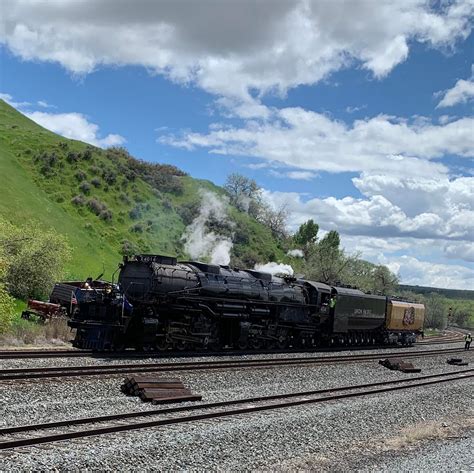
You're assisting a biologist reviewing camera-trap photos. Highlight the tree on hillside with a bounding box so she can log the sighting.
[257,203,289,240]
[224,173,261,213]
[293,219,319,251]
[0,219,71,300]
[302,230,352,284]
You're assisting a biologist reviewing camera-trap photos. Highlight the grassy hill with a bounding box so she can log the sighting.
[0,100,285,279]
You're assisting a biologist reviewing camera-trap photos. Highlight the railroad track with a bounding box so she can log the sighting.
[1,368,471,450]
[0,340,464,359]
[0,347,465,381]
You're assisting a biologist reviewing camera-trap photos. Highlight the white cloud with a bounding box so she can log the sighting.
[261,173,474,247]
[270,170,318,181]
[436,65,474,107]
[161,107,473,176]
[346,105,367,114]
[379,255,474,290]
[25,111,126,148]
[0,92,30,108]
[1,1,472,99]
[37,100,55,108]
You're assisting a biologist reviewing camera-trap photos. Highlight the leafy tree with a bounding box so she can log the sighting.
[423,293,447,329]
[371,265,399,295]
[0,252,15,333]
[257,203,289,240]
[224,173,261,212]
[0,219,71,300]
[293,219,319,247]
[303,230,351,284]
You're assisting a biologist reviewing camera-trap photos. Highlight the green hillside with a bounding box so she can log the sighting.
[0,100,285,279]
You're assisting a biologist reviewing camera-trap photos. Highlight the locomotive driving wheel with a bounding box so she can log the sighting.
[156,336,170,351]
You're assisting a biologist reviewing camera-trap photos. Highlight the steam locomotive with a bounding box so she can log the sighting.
[68,254,425,351]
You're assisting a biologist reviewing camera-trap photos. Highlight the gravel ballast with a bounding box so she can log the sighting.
[0,347,472,471]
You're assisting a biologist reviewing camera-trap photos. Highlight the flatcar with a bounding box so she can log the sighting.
[68,254,424,351]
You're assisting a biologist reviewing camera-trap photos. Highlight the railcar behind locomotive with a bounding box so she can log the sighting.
[68,254,425,351]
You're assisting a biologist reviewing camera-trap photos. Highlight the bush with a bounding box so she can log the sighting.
[91,177,101,188]
[102,169,117,185]
[119,193,131,204]
[75,170,87,182]
[130,223,144,233]
[0,219,71,300]
[79,181,91,194]
[89,165,101,175]
[83,148,93,160]
[129,205,142,220]
[71,195,86,206]
[99,209,113,221]
[87,198,105,215]
[0,284,15,334]
[121,239,139,256]
[67,152,79,163]
[58,141,68,150]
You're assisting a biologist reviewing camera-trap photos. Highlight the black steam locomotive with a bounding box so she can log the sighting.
[68,254,424,351]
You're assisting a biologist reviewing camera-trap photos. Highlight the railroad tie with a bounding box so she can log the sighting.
[379,358,421,373]
[121,376,202,404]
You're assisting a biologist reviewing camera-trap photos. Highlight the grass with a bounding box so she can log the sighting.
[0,99,285,281]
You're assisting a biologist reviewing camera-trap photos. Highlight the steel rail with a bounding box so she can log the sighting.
[1,369,472,450]
[0,348,465,381]
[0,343,448,359]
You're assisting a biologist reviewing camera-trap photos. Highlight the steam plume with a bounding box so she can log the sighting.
[182,190,234,265]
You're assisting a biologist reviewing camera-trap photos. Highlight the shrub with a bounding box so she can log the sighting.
[89,165,101,175]
[0,284,15,334]
[102,169,117,185]
[91,177,101,188]
[121,239,139,256]
[130,223,144,233]
[129,206,142,220]
[59,141,68,150]
[75,170,87,181]
[163,199,173,211]
[87,198,105,215]
[67,152,79,163]
[119,193,131,204]
[71,195,86,206]
[83,148,93,160]
[0,219,71,300]
[79,181,91,194]
[99,209,113,221]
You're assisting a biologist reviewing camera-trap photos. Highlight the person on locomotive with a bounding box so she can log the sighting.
[329,295,337,315]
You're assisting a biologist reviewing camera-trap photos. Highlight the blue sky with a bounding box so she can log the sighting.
[1,0,473,289]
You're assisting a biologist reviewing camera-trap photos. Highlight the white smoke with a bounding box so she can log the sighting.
[287,249,304,258]
[182,190,234,265]
[254,262,294,276]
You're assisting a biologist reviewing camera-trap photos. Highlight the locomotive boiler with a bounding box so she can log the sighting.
[68,254,425,351]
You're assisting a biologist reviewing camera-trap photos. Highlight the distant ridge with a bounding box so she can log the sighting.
[398,284,474,300]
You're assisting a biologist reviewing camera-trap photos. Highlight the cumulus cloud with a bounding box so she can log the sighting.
[1,0,472,99]
[270,170,318,181]
[261,173,474,246]
[161,107,473,176]
[0,92,30,108]
[37,100,55,108]
[379,255,474,290]
[25,111,126,148]
[436,65,474,108]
